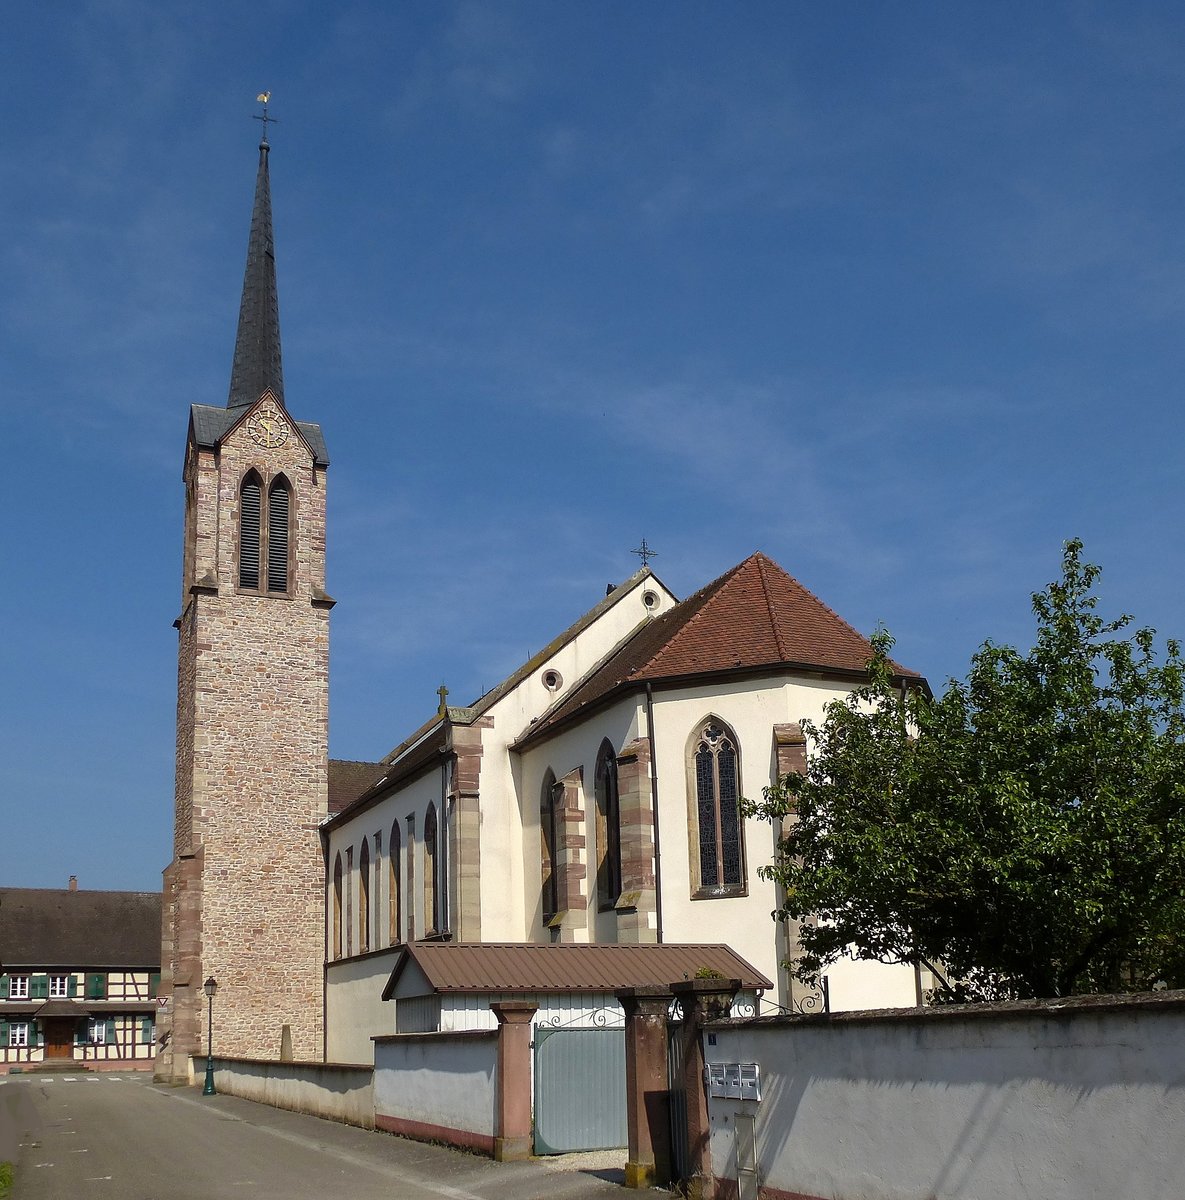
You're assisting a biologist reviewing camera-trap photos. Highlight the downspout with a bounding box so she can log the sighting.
[645,682,665,944]
[440,754,452,936]
[319,820,329,1063]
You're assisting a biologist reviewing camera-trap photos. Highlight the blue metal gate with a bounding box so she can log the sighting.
[533,1026,627,1154]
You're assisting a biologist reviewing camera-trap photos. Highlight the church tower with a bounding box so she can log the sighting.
[158,124,331,1080]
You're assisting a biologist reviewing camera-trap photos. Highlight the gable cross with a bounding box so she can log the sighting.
[632,537,657,569]
[437,684,449,715]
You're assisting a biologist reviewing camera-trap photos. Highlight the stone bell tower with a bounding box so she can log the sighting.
[158,119,332,1080]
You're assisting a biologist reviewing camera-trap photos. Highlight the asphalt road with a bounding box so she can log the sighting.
[1,1073,627,1200]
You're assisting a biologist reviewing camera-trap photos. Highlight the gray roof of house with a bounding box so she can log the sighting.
[0,889,161,969]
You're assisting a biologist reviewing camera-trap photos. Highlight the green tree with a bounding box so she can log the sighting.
[747,540,1185,1001]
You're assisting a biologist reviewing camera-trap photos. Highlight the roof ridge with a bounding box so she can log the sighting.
[766,555,882,654]
[754,553,790,661]
[631,557,750,677]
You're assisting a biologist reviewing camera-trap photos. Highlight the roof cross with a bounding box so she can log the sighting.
[253,91,278,143]
[437,683,449,715]
[632,537,657,569]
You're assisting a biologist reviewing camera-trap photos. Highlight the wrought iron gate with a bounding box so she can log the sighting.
[533,1026,627,1154]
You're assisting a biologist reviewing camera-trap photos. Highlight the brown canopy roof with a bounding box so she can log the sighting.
[382,941,772,999]
[518,552,922,746]
[0,888,161,969]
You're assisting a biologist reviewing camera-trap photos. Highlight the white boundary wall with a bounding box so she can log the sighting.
[373,1030,498,1154]
[212,1058,374,1129]
[704,992,1185,1200]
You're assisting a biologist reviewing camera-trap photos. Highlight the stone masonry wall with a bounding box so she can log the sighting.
[167,399,329,1067]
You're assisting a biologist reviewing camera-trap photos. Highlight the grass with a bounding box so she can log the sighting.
[0,1160,13,1199]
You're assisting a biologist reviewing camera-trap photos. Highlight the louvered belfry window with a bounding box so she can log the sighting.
[239,472,291,594]
[693,719,745,894]
[239,475,262,589]
[266,477,290,592]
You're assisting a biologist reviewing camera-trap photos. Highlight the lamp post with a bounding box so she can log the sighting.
[202,976,218,1096]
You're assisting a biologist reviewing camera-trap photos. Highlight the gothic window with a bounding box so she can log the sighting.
[332,853,343,959]
[689,718,746,896]
[238,471,292,593]
[388,822,401,946]
[266,476,291,592]
[424,804,438,935]
[540,770,558,921]
[595,740,622,909]
[345,846,354,955]
[359,839,371,953]
[405,814,416,941]
[238,472,262,589]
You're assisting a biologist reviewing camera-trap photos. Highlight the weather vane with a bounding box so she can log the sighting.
[253,91,278,142]
[632,537,657,569]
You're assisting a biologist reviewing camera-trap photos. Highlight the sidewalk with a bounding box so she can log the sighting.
[167,1082,638,1200]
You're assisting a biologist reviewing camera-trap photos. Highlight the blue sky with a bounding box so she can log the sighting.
[4,2,1184,891]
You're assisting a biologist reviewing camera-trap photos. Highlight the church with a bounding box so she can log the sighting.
[156,126,929,1082]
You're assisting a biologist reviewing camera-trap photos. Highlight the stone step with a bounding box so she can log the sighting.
[13,1061,95,1074]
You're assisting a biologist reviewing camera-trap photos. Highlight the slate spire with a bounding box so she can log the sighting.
[227,134,285,410]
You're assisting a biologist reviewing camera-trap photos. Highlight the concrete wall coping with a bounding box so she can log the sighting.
[707,987,1185,1031]
[213,1055,372,1072]
[373,1028,498,1045]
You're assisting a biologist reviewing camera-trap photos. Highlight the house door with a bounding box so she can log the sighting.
[533,1027,626,1154]
[43,1019,75,1059]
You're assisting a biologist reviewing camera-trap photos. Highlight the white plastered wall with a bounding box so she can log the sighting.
[324,948,401,1063]
[650,675,918,1012]
[468,575,676,941]
[515,693,645,941]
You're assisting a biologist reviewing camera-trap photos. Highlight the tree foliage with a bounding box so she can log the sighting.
[747,541,1185,1001]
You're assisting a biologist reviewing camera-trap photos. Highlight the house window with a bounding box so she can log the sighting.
[238,471,293,593]
[88,1018,107,1045]
[389,822,402,946]
[332,852,343,960]
[540,770,558,921]
[689,718,746,896]
[595,740,622,909]
[359,838,371,952]
[49,975,70,999]
[424,803,438,935]
[9,976,29,1000]
[9,1022,28,1048]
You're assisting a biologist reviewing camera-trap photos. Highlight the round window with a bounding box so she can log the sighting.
[542,669,563,692]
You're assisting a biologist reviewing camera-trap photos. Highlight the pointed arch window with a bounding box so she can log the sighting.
[689,718,746,897]
[388,822,402,946]
[424,804,439,936]
[238,470,292,594]
[595,741,622,910]
[359,839,371,953]
[266,476,291,592]
[540,770,558,922]
[239,472,262,589]
[332,853,343,960]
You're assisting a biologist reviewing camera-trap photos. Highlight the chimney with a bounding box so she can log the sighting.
[68,875,78,892]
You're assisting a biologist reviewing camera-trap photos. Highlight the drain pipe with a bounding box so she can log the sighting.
[645,681,665,944]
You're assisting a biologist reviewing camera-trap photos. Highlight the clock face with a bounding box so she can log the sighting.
[247,404,290,449]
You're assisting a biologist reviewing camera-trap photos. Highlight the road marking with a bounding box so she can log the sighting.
[84,1176,113,1181]
[34,1162,55,1168]
[71,1148,90,1154]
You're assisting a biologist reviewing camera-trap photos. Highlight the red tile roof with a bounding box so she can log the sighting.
[519,553,920,745]
[382,941,772,998]
[328,759,387,815]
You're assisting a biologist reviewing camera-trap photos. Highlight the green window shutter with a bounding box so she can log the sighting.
[86,973,106,1000]
[68,975,79,998]
[105,1019,117,1044]
[75,1020,87,1045]
[32,1024,43,1048]
[0,1019,8,1043]
[0,975,9,999]
[30,975,47,999]
[149,972,161,999]
[140,1017,153,1044]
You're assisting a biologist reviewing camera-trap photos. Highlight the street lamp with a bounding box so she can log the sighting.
[202,976,219,1096]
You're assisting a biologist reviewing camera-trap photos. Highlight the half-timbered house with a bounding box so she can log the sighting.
[0,882,161,1072]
